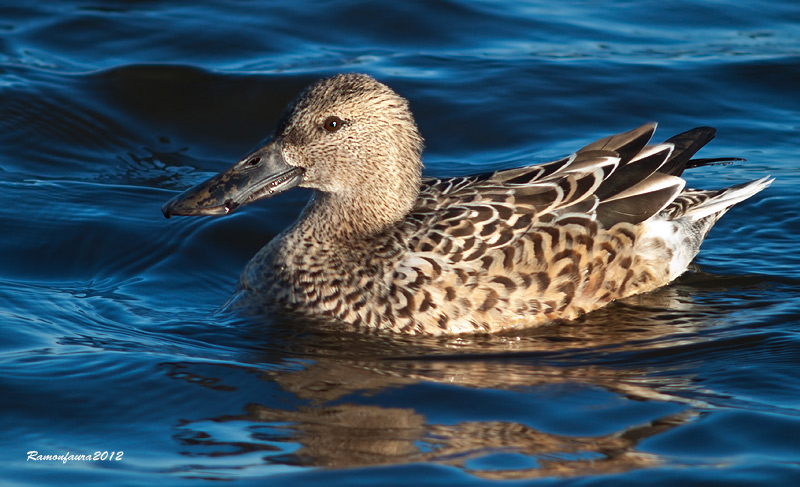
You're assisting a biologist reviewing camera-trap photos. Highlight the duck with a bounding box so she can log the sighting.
[162,73,771,336]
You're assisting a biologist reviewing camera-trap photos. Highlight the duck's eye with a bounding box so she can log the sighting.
[322,116,343,132]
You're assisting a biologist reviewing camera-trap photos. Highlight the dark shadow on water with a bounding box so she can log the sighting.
[153,267,798,480]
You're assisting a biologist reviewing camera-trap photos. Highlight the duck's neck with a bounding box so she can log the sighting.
[294,186,418,244]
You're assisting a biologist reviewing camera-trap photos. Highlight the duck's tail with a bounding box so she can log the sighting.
[663,176,773,222]
[641,176,772,282]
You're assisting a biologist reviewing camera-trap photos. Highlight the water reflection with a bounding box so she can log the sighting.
[219,404,696,479]
[166,275,751,479]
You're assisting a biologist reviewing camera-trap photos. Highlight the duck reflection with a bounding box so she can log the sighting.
[222,403,696,478]
[168,275,740,479]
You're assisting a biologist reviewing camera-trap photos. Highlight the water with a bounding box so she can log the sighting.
[2,1,799,485]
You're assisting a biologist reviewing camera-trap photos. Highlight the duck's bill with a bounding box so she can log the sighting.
[162,144,303,218]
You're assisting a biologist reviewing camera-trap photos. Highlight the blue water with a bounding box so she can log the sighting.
[2,1,800,485]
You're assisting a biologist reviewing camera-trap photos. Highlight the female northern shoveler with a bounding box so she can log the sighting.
[163,73,771,335]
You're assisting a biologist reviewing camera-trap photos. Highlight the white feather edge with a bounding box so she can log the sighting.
[603,172,686,204]
[681,176,774,221]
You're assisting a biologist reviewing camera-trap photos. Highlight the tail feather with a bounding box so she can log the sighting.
[643,176,772,282]
[679,176,773,221]
[686,157,745,169]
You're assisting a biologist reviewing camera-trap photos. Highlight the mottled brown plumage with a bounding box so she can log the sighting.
[163,73,771,335]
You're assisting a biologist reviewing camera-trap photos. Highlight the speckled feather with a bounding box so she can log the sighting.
[167,74,771,335]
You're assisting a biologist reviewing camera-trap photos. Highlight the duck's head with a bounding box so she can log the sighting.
[162,74,424,231]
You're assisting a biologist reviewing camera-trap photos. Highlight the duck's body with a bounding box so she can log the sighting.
[163,74,771,335]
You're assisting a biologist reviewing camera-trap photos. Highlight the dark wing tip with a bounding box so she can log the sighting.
[660,126,717,176]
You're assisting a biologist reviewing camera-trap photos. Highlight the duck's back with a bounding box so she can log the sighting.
[378,124,770,335]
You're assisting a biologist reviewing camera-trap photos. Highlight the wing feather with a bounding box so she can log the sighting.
[408,123,735,256]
